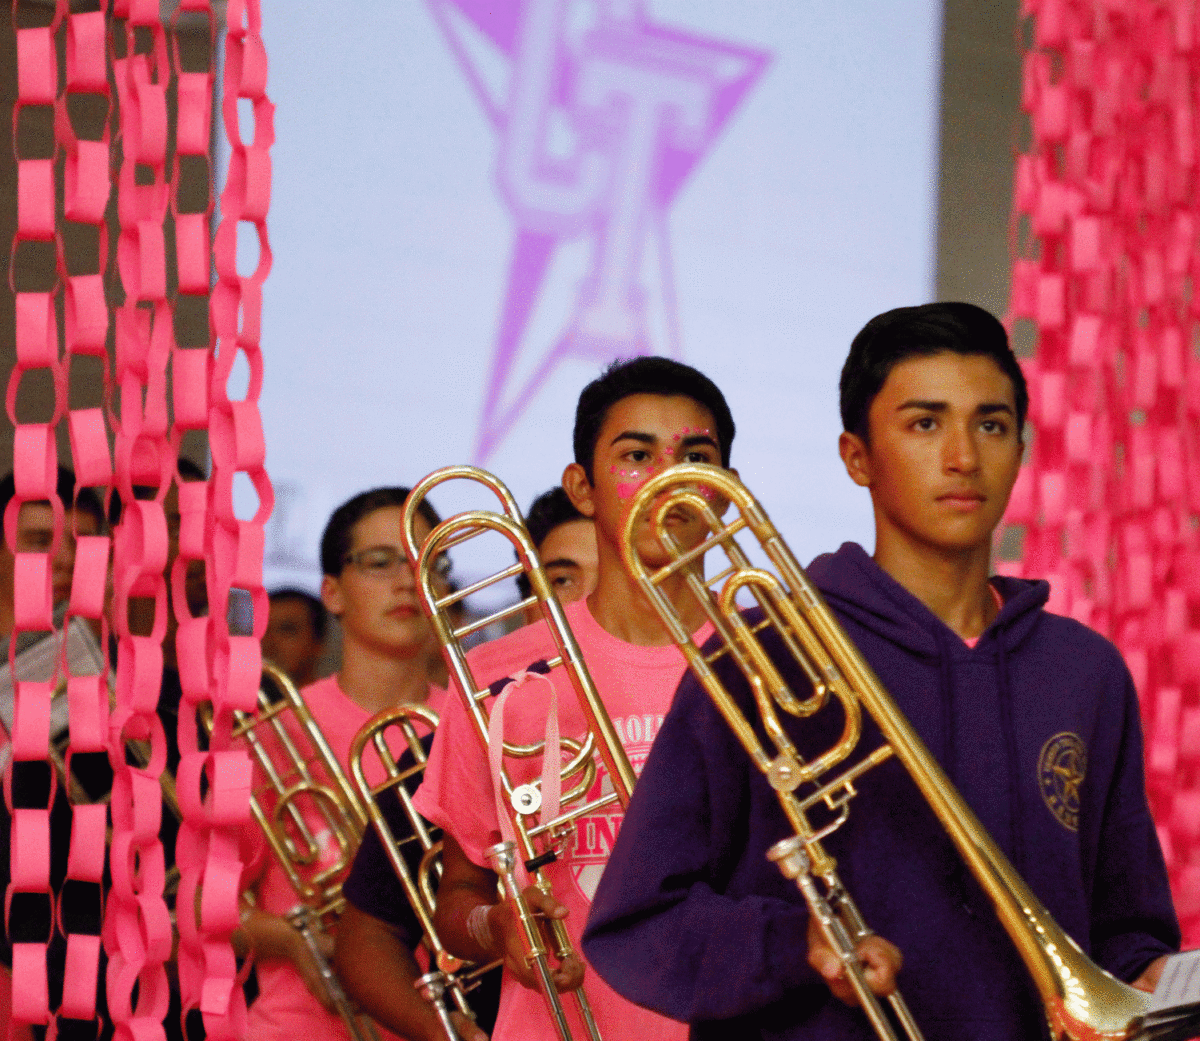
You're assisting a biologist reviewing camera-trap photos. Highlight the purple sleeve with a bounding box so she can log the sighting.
[1087,670,1180,981]
[583,668,822,1023]
[342,788,423,947]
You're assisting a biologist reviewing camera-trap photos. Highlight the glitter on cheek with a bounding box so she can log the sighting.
[612,464,656,501]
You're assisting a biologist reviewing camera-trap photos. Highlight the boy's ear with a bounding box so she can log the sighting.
[320,574,344,618]
[562,463,596,518]
[838,432,873,488]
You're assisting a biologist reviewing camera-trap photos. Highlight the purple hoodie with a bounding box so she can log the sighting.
[583,543,1179,1041]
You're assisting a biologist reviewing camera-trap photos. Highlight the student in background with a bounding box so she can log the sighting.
[517,487,599,623]
[0,467,105,639]
[263,587,328,688]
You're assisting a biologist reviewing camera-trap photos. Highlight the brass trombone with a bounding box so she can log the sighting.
[348,702,500,1041]
[402,465,638,1041]
[214,662,380,1041]
[620,463,1198,1041]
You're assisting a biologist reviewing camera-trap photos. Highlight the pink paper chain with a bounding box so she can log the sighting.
[171,2,271,1037]
[58,5,115,1033]
[7,1,97,1032]
[104,3,179,1038]
[1006,0,1200,947]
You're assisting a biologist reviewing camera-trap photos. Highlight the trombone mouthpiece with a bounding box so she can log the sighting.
[767,836,810,880]
[485,840,518,874]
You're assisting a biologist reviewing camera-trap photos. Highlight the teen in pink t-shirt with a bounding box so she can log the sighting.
[237,487,477,1041]
[414,597,708,1041]
[411,357,740,1041]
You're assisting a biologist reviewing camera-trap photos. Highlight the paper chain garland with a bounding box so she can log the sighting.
[1007,0,1200,947]
[7,1,272,1036]
[10,3,111,1032]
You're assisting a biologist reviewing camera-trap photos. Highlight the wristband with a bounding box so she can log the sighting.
[467,903,495,953]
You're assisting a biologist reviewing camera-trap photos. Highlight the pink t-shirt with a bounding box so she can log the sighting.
[961,584,1006,648]
[243,675,444,1041]
[413,597,707,1041]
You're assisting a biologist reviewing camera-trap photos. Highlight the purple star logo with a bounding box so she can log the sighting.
[426,0,770,463]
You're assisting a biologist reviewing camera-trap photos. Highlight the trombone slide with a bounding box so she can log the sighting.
[291,907,380,1041]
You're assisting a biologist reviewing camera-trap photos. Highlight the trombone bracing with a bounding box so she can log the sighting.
[214,663,380,1041]
[348,701,501,1041]
[620,463,1197,1041]
[402,465,638,1041]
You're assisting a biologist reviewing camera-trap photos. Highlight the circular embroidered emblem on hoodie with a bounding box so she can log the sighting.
[1038,732,1087,831]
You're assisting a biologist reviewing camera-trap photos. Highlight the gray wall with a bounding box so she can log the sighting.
[936,0,1023,321]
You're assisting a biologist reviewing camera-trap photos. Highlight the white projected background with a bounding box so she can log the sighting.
[255,0,940,603]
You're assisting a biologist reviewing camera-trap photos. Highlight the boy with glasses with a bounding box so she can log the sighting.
[237,487,474,1041]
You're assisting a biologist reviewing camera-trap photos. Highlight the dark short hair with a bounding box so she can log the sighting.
[0,466,105,533]
[839,302,1029,441]
[517,487,587,599]
[269,586,328,643]
[573,357,735,482]
[319,486,442,577]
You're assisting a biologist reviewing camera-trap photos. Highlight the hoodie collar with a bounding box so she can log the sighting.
[806,543,1050,658]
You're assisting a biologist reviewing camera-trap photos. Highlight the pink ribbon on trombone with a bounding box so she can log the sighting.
[488,668,562,887]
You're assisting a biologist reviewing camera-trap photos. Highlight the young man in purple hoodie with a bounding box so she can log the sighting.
[582,303,1182,1040]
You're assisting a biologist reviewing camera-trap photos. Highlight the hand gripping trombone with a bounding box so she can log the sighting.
[348,702,501,1041]
[402,466,639,1041]
[620,463,1200,1041]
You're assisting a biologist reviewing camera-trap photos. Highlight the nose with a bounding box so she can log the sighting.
[392,555,418,590]
[945,421,980,474]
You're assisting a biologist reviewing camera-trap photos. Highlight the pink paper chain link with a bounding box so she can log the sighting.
[1007,0,1200,947]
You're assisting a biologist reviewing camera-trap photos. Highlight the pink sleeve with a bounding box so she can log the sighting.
[412,679,500,868]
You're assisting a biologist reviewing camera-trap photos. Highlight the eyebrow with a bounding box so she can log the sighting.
[897,400,1014,416]
[610,430,655,446]
[542,557,582,570]
[609,430,721,451]
[681,433,720,451]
